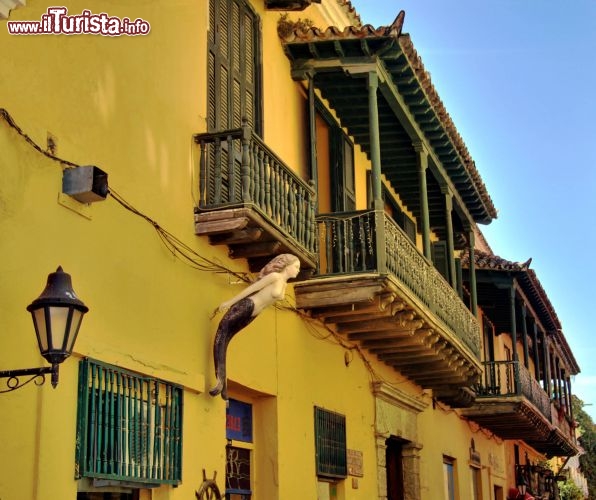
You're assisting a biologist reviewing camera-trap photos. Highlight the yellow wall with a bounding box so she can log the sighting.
[0,1,515,499]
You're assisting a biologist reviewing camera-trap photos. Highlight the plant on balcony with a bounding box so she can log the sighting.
[277,13,313,38]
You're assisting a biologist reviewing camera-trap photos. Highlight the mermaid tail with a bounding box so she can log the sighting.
[210,298,256,400]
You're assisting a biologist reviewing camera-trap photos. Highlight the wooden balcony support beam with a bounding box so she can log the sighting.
[209,227,264,245]
[196,216,249,236]
[366,332,440,351]
[229,241,282,258]
[338,315,423,335]
[310,294,405,321]
[348,328,417,342]
[294,282,386,309]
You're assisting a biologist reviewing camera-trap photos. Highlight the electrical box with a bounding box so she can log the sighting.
[62,166,108,203]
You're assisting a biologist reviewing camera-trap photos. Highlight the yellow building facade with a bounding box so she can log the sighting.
[0,1,579,499]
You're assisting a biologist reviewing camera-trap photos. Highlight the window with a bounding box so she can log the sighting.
[443,456,457,500]
[208,0,262,134]
[314,407,347,479]
[226,399,253,499]
[75,359,183,486]
[226,445,251,500]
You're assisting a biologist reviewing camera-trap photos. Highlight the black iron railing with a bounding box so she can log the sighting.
[317,209,480,357]
[477,360,552,420]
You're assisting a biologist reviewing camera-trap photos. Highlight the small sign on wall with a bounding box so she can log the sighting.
[347,449,363,477]
[226,399,253,443]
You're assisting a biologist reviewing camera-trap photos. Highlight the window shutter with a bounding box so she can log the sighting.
[208,0,261,134]
[431,240,449,282]
[402,213,416,244]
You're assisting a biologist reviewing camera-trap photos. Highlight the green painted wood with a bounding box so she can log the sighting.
[443,189,457,289]
[510,285,519,369]
[75,359,182,485]
[415,144,431,259]
[467,229,478,316]
[195,129,317,254]
[367,71,382,204]
[521,306,529,368]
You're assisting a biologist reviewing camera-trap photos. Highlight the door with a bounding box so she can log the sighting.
[386,438,405,500]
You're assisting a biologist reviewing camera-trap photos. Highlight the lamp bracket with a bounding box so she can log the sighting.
[0,365,58,393]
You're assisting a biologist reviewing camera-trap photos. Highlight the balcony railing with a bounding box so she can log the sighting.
[317,209,480,358]
[477,360,552,420]
[195,121,317,255]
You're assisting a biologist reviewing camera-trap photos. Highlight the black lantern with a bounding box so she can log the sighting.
[0,266,88,391]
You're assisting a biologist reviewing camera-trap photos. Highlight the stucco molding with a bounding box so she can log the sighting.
[372,381,429,413]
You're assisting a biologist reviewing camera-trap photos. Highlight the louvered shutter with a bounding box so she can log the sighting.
[431,240,449,282]
[208,0,261,134]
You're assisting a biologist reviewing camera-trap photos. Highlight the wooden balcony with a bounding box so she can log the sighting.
[294,210,482,407]
[194,123,317,272]
[460,361,579,456]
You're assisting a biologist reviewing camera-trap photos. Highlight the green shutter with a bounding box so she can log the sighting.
[208,0,261,134]
[75,359,183,486]
[431,240,449,282]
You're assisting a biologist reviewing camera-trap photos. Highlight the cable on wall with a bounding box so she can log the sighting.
[2,108,500,435]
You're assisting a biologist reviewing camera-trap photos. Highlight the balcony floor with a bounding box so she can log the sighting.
[460,397,579,457]
[294,274,481,407]
[196,207,317,273]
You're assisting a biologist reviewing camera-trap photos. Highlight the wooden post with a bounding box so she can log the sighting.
[542,333,551,395]
[414,142,431,259]
[532,322,541,381]
[567,376,574,424]
[467,228,478,316]
[241,118,251,203]
[442,186,457,288]
[199,140,206,208]
[521,305,529,368]
[367,71,386,273]
[509,284,519,386]
[308,74,318,206]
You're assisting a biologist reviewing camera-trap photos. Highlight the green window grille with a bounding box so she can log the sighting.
[75,358,183,486]
[314,406,347,479]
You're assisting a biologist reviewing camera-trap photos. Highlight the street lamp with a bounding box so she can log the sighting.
[0,266,88,392]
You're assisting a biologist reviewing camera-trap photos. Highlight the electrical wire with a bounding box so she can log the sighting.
[2,107,497,434]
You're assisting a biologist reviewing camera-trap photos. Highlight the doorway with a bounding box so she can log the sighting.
[386,437,406,500]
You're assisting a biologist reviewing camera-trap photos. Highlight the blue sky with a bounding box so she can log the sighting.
[349,0,596,420]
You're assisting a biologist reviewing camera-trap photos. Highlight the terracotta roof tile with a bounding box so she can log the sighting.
[280,10,497,221]
[282,10,404,42]
[462,249,579,373]
[398,35,496,220]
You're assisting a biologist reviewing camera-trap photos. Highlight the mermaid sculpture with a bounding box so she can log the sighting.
[209,254,301,400]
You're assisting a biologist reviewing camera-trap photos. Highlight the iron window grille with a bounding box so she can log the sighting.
[75,358,183,487]
[314,406,347,479]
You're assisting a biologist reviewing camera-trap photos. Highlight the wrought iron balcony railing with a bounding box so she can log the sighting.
[477,360,552,420]
[195,122,317,256]
[317,209,480,358]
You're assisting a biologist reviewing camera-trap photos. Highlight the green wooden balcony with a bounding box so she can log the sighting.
[460,360,578,456]
[194,122,317,272]
[294,209,482,408]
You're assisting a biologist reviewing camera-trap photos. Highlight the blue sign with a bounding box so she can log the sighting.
[226,399,253,443]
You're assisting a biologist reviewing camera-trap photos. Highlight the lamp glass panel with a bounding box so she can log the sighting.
[47,306,70,352]
[33,308,49,351]
[65,310,83,352]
